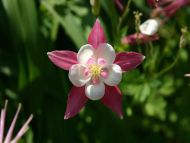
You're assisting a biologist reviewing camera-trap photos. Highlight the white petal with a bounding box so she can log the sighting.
[77,44,95,65]
[104,64,122,86]
[139,19,160,36]
[85,82,105,100]
[95,43,116,66]
[69,64,90,87]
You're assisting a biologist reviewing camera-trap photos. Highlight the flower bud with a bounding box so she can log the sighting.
[133,11,143,33]
[90,0,100,16]
[179,27,188,49]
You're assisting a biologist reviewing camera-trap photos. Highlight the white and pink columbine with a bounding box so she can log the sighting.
[69,43,122,100]
[48,18,144,119]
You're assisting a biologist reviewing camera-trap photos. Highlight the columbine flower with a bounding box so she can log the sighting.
[48,19,144,119]
[68,44,123,100]
[139,19,160,36]
[121,33,159,45]
[0,100,33,143]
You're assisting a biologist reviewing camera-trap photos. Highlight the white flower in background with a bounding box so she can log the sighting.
[69,43,122,100]
[139,19,160,36]
[185,73,190,77]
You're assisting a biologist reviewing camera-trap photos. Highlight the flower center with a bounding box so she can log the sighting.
[90,64,102,77]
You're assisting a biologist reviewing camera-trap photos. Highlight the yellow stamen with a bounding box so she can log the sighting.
[90,64,102,77]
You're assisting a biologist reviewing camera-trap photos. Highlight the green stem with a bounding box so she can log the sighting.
[148,42,154,57]
[154,49,181,78]
[117,0,132,35]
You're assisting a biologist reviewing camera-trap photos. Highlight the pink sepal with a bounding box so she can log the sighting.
[114,52,144,72]
[101,85,123,119]
[64,86,88,119]
[47,50,78,70]
[88,19,106,48]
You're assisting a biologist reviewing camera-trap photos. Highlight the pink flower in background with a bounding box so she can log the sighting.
[149,0,190,18]
[114,0,124,12]
[48,19,144,119]
[121,33,159,45]
[147,0,173,7]
[147,0,156,7]
[161,0,189,17]
[0,101,33,143]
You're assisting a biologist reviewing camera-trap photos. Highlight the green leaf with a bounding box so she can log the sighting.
[145,95,167,120]
[101,0,118,39]
[42,1,86,48]
[139,83,151,102]
[69,5,88,17]
[159,76,175,96]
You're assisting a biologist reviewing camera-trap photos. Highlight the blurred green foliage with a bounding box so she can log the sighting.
[0,0,190,142]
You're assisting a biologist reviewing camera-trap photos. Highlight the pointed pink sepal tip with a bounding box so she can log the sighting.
[101,85,123,118]
[47,51,78,71]
[64,86,88,120]
[114,52,145,72]
[88,18,106,49]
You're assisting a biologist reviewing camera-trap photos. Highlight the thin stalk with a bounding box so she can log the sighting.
[154,49,180,78]
[117,0,132,35]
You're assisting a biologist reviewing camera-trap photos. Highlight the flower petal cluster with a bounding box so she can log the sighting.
[0,101,33,143]
[69,43,122,100]
[48,19,144,119]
